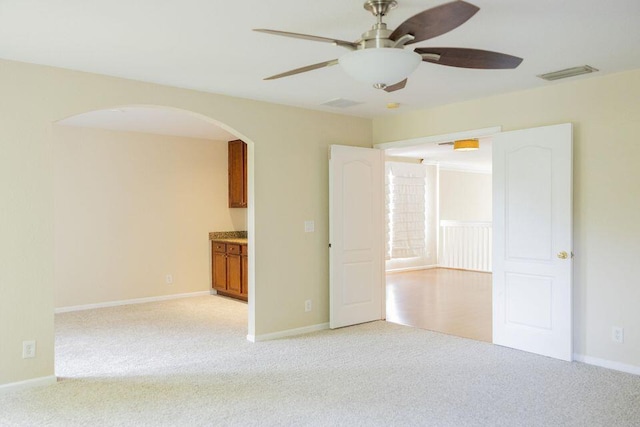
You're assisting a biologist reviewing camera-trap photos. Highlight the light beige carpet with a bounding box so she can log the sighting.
[1,295,639,426]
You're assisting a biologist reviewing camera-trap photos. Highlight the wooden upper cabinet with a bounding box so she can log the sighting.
[228,139,247,208]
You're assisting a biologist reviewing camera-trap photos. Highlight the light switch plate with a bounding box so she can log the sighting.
[304,220,315,233]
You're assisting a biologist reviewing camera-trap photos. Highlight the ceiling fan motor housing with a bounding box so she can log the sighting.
[364,0,398,17]
[360,24,396,49]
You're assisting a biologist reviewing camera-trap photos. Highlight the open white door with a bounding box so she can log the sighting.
[329,145,385,329]
[493,123,573,361]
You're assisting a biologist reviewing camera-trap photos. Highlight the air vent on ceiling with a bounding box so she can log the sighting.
[321,98,363,108]
[537,65,599,81]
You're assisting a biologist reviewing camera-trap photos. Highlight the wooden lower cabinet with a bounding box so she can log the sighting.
[241,244,248,298]
[212,242,227,290]
[211,240,248,301]
[227,253,242,294]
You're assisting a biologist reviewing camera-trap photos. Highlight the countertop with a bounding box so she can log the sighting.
[209,231,247,245]
[211,237,248,244]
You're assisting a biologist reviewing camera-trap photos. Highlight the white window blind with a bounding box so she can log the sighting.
[385,162,428,259]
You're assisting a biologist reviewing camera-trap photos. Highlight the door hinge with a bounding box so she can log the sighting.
[328,243,332,248]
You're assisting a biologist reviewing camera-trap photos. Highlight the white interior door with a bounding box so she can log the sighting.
[492,123,573,361]
[329,145,385,329]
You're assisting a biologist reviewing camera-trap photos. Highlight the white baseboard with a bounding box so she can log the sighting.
[247,322,330,342]
[436,265,492,273]
[386,265,438,274]
[55,291,212,313]
[0,375,57,393]
[574,354,640,376]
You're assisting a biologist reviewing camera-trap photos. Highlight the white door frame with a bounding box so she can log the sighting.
[374,127,502,151]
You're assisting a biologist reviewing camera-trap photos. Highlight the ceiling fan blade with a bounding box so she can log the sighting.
[254,29,357,50]
[416,47,523,69]
[390,1,479,45]
[384,79,408,92]
[264,59,339,81]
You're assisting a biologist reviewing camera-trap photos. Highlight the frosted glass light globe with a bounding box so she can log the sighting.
[339,48,422,88]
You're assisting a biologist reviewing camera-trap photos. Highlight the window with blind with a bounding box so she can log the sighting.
[385,162,428,260]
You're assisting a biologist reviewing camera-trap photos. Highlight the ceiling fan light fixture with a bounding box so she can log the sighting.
[453,139,479,151]
[338,48,421,89]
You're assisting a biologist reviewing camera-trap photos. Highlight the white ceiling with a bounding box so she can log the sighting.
[1,0,640,119]
[57,106,237,141]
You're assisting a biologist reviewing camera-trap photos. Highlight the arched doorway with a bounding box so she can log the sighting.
[52,105,256,377]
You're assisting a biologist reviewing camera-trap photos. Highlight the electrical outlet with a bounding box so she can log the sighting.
[165,274,173,285]
[612,327,624,343]
[22,341,36,359]
[304,220,315,233]
[304,299,312,312]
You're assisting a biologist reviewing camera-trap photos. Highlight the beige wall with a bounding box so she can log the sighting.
[53,126,246,307]
[0,58,371,386]
[374,69,640,368]
[439,170,492,222]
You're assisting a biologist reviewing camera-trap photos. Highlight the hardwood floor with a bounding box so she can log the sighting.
[386,268,492,342]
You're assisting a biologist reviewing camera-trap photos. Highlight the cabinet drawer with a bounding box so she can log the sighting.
[241,244,248,255]
[213,242,226,253]
[227,244,241,255]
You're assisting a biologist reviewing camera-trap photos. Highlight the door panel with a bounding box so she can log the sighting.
[506,146,553,260]
[493,123,573,361]
[505,273,552,329]
[212,251,227,291]
[343,262,374,305]
[330,145,385,329]
[227,254,242,294]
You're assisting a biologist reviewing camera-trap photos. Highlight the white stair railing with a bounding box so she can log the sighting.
[439,220,492,272]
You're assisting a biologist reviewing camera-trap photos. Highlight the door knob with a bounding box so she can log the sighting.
[557,251,568,259]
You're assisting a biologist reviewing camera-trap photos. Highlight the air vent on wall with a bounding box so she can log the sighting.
[537,65,599,81]
[321,98,363,108]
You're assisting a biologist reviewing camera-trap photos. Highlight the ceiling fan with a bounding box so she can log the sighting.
[254,0,523,92]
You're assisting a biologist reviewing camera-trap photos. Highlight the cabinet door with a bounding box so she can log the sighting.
[241,245,248,297]
[212,251,227,291]
[227,254,242,294]
[228,139,247,208]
